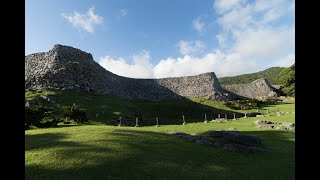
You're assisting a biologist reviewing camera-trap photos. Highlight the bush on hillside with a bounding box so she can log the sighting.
[224,99,260,110]
[63,104,88,124]
[25,106,61,129]
[276,63,295,96]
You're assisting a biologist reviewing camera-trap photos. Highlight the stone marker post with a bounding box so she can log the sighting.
[156,117,159,127]
[118,117,122,127]
[182,115,186,125]
[233,113,236,120]
[204,114,208,123]
[244,112,247,118]
[218,114,220,120]
[135,117,139,127]
[225,114,227,120]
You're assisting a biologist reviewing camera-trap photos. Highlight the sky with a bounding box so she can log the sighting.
[26,0,295,78]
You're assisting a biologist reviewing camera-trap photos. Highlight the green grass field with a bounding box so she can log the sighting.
[25,90,295,179]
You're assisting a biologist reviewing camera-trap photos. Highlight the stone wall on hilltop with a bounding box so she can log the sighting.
[25,44,238,101]
[222,79,279,99]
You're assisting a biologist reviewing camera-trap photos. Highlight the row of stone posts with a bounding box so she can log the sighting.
[117,108,281,127]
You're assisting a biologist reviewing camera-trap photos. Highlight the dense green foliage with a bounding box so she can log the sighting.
[25,106,61,129]
[219,67,285,85]
[276,63,295,96]
[223,98,282,110]
[63,105,88,124]
[224,99,260,110]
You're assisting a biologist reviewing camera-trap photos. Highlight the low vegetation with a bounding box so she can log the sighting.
[276,63,295,96]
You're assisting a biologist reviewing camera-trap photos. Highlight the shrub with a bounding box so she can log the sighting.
[25,106,61,129]
[63,104,88,123]
[224,99,260,110]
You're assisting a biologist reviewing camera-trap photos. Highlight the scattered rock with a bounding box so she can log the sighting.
[25,100,42,107]
[257,124,275,129]
[255,120,275,125]
[282,122,295,127]
[195,138,214,145]
[40,94,60,103]
[169,132,194,141]
[170,130,268,153]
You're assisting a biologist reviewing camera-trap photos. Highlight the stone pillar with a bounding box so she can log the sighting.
[118,117,122,127]
[218,114,220,120]
[233,113,236,120]
[244,112,247,118]
[225,114,227,120]
[182,115,186,125]
[135,117,139,127]
[204,114,208,123]
[156,117,159,127]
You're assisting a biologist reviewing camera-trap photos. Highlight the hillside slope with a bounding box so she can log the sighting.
[219,67,285,85]
[275,63,295,96]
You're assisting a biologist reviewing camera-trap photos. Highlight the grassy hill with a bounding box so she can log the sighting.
[275,63,295,96]
[219,67,285,85]
[25,88,251,126]
[25,101,295,179]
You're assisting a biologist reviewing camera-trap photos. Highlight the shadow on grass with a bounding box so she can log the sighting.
[26,88,245,126]
[25,129,294,180]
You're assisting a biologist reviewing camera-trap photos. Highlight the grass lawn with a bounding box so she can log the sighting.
[26,103,295,179]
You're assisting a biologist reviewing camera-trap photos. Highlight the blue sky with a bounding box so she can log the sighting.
[26,0,295,78]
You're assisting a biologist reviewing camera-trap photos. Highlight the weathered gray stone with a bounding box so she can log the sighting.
[206,130,240,138]
[171,131,267,153]
[169,132,194,141]
[224,133,262,146]
[257,124,275,129]
[25,44,242,101]
[223,143,268,153]
[25,100,42,107]
[255,120,275,125]
[282,122,295,127]
[40,94,60,103]
[195,138,214,145]
[222,78,279,99]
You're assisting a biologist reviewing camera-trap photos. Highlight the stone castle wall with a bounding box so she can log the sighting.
[25,44,237,101]
[222,78,279,99]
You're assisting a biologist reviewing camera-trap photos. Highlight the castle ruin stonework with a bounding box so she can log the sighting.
[25,44,277,101]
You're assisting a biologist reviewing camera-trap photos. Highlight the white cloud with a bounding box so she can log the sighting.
[99,49,256,79]
[271,54,295,67]
[62,7,103,33]
[192,17,206,33]
[98,0,294,79]
[214,0,242,14]
[98,50,154,78]
[232,26,294,60]
[178,40,205,55]
[153,51,256,78]
[120,9,128,17]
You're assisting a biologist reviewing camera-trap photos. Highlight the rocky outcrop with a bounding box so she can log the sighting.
[222,78,279,99]
[25,44,240,101]
[170,130,269,153]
